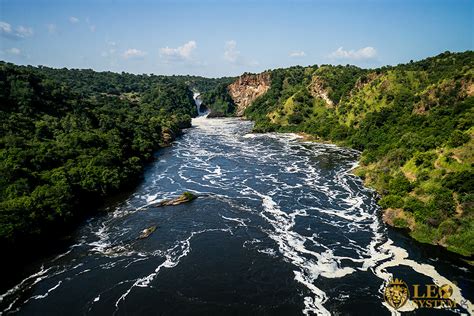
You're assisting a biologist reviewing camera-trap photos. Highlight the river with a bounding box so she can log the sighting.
[0,116,472,315]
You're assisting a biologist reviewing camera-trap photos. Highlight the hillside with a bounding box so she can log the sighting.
[1,52,473,259]
[0,62,221,251]
[212,51,474,257]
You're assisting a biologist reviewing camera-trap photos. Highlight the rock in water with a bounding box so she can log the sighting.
[138,225,157,239]
[155,191,197,207]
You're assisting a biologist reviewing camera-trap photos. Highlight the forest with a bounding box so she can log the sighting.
[200,78,237,117]
[0,62,228,251]
[1,51,473,259]
[211,51,474,257]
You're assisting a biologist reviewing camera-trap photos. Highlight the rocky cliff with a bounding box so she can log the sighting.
[308,76,334,108]
[244,51,474,257]
[228,72,271,116]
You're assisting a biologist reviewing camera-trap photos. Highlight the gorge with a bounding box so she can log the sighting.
[0,51,473,315]
[203,51,474,258]
[1,115,472,315]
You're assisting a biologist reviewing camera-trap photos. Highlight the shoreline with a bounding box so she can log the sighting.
[0,122,191,293]
[255,128,473,261]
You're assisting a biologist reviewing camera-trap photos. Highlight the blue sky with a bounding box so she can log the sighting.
[0,0,472,77]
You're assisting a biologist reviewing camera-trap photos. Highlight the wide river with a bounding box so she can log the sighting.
[1,116,472,315]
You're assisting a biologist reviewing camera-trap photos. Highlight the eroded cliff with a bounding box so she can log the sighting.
[308,76,334,108]
[228,72,271,116]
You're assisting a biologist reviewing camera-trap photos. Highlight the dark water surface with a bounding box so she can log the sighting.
[1,117,472,315]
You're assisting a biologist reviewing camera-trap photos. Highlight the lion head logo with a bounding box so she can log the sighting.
[384,278,409,309]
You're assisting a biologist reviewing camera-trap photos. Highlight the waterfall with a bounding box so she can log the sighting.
[193,92,203,115]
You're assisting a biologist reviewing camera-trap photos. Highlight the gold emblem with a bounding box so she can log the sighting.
[439,284,453,299]
[384,278,409,309]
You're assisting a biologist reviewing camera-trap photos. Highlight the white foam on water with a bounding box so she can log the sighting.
[294,271,330,316]
[114,227,232,312]
[369,239,474,315]
[255,191,355,315]
[4,118,471,316]
[0,262,86,312]
[146,193,159,203]
[32,281,62,300]
[221,215,248,227]
[257,248,278,257]
[243,238,262,248]
[238,131,472,315]
[242,133,257,139]
[0,265,53,312]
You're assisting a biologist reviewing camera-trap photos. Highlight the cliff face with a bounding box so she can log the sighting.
[244,51,474,257]
[308,76,334,108]
[228,72,271,116]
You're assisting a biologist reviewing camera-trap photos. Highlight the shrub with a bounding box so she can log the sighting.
[446,226,474,257]
[442,171,474,193]
[288,112,304,125]
[379,195,404,209]
[458,192,474,204]
[385,148,411,167]
[414,151,437,168]
[388,173,413,195]
[447,130,470,147]
[410,224,437,244]
[393,217,409,228]
[428,188,455,217]
[416,171,431,183]
[404,196,426,213]
[182,191,197,201]
[438,219,457,235]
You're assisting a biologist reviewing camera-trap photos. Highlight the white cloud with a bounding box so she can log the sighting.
[122,48,147,59]
[329,46,377,61]
[84,17,96,32]
[5,47,21,55]
[16,26,33,38]
[0,47,28,58]
[102,47,116,57]
[47,23,57,34]
[223,40,258,66]
[160,40,197,61]
[69,16,79,24]
[0,21,33,39]
[224,40,239,63]
[290,51,306,58]
[102,41,117,57]
[0,21,12,34]
[101,41,119,67]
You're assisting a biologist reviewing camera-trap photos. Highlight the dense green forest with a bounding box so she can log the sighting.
[0,62,229,250]
[225,51,474,257]
[1,52,473,259]
[200,78,236,116]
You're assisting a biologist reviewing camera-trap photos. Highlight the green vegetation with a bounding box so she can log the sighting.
[182,191,197,201]
[1,51,473,259]
[155,191,197,207]
[242,51,474,257]
[0,61,205,249]
[200,78,237,116]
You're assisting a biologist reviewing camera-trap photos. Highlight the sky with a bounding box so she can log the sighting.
[0,0,472,77]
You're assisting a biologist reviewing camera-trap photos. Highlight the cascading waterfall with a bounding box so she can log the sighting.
[193,92,205,115]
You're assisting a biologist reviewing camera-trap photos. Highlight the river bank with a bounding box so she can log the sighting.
[1,117,472,315]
